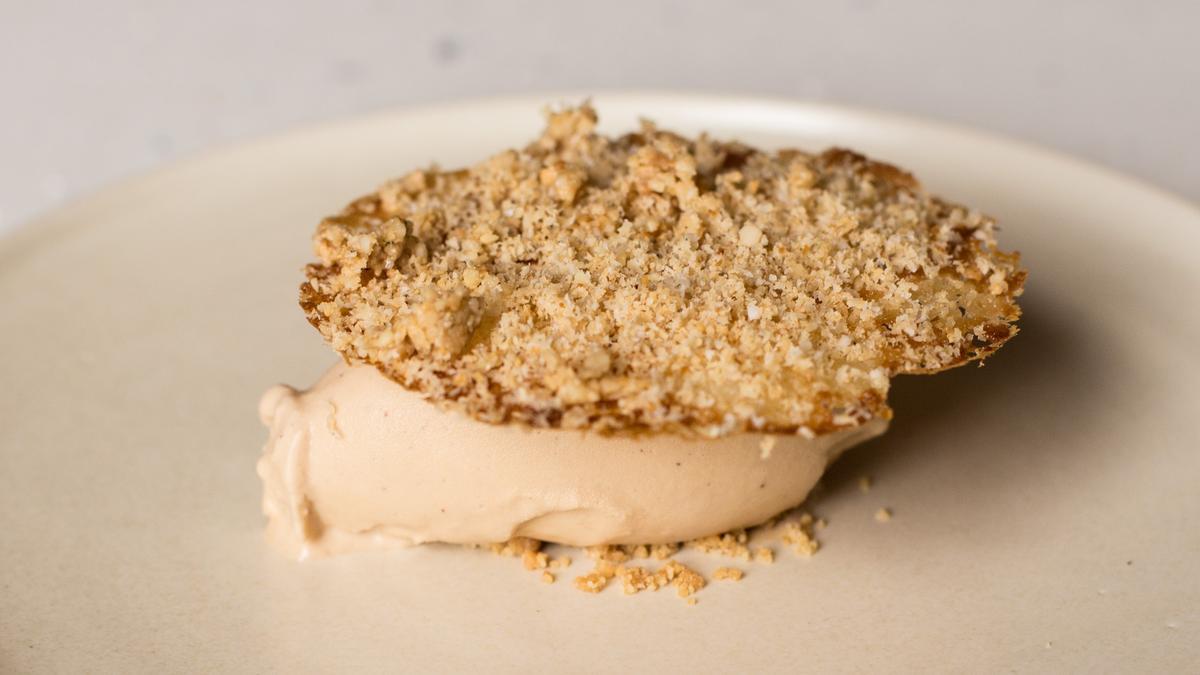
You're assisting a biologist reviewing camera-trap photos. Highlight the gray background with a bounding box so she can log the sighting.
[2,0,1197,234]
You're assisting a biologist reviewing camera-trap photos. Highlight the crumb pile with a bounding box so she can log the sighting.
[487,508,829,604]
[301,105,1024,438]
[479,482,905,604]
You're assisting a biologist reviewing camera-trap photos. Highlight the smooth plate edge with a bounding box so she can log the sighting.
[3,89,1198,264]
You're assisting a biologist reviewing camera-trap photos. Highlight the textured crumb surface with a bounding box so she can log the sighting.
[300,104,1024,437]
[490,508,833,603]
[713,566,745,581]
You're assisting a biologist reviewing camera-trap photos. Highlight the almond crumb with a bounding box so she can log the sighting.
[650,543,678,560]
[522,550,549,570]
[782,519,821,556]
[686,530,751,561]
[573,572,609,593]
[664,561,706,598]
[490,537,541,557]
[302,105,1024,440]
[713,567,744,581]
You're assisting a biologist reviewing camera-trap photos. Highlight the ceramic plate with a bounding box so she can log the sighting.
[2,93,1197,672]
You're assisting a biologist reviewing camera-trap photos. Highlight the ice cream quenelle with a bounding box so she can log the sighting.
[258,362,888,559]
[259,104,1023,561]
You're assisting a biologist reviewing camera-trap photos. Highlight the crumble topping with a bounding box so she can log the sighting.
[713,566,745,581]
[754,547,775,564]
[781,514,821,556]
[301,104,1024,437]
[687,529,752,561]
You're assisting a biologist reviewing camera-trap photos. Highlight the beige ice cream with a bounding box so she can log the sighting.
[258,363,887,559]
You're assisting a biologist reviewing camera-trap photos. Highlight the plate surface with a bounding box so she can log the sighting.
[2,93,1198,673]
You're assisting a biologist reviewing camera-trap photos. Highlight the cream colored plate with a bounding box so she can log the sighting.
[2,94,1198,673]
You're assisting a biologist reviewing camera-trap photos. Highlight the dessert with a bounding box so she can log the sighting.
[259,103,1024,564]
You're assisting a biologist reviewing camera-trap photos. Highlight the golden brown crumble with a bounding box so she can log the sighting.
[521,550,549,570]
[663,560,706,598]
[488,508,826,603]
[573,571,609,593]
[781,515,821,556]
[301,104,1024,438]
[875,507,893,523]
[618,566,652,593]
[566,545,710,601]
[713,566,745,581]
[754,547,775,564]
[649,543,678,560]
[489,537,541,557]
[586,544,630,564]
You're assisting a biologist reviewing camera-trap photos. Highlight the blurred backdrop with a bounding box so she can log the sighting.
[2,0,1197,234]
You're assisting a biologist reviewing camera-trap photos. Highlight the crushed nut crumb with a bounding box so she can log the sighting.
[522,550,549,570]
[686,529,752,561]
[663,561,706,598]
[782,518,821,556]
[650,543,678,560]
[573,572,609,593]
[713,567,745,581]
[620,566,665,595]
[483,501,850,602]
[490,537,541,557]
[300,104,1024,439]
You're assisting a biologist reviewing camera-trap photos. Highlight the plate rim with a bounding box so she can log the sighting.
[3,89,1197,261]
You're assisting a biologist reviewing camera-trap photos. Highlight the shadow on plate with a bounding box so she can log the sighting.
[815,288,1119,503]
